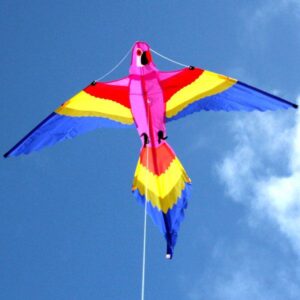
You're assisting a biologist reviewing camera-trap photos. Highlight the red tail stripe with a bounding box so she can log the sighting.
[140,143,176,176]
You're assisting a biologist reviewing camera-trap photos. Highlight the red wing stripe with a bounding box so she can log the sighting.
[84,82,131,108]
[161,68,204,103]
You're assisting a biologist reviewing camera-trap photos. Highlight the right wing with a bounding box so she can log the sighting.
[159,67,298,122]
[4,77,134,157]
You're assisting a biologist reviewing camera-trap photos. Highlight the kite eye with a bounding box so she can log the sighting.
[136,49,142,56]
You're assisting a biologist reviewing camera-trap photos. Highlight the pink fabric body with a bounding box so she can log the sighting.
[129,42,166,147]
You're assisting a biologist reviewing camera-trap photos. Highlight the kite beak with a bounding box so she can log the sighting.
[134,46,153,67]
[141,51,148,65]
[141,50,152,66]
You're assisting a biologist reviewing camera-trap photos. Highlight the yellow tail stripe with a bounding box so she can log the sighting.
[166,70,237,118]
[132,157,191,212]
[133,176,188,213]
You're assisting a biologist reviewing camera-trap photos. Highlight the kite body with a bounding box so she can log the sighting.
[129,42,191,258]
[4,41,298,259]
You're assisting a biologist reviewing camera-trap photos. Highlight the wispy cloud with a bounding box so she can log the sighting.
[218,98,300,253]
[239,0,300,59]
[246,0,300,30]
[187,239,300,300]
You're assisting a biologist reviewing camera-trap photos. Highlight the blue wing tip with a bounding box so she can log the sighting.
[3,151,10,158]
[237,81,298,109]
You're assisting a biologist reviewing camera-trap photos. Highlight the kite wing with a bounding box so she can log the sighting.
[159,67,298,122]
[4,78,133,157]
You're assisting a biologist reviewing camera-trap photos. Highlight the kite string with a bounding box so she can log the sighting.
[141,67,150,300]
[150,48,189,68]
[141,150,148,300]
[94,45,133,82]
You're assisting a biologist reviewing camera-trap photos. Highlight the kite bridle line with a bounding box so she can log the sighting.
[94,43,190,83]
[150,48,189,68]
[94,44,133,82]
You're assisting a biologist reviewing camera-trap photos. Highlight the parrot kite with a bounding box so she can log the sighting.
[4,41,298,259]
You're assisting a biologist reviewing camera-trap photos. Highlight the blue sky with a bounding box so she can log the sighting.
[1,1,300,299]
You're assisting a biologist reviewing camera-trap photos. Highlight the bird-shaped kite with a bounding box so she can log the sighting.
[4,41,298,259]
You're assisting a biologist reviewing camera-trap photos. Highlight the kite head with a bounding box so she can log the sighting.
[130,41,156,74]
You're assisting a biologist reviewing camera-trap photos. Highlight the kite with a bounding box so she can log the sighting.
[4,41,298,259]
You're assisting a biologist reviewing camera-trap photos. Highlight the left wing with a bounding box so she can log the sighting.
[4,78,133,158]
[159,67,298,122]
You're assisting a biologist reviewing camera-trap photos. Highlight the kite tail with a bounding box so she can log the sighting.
[132,141,191,259]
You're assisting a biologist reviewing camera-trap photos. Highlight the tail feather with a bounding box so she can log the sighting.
[132,142,191,259]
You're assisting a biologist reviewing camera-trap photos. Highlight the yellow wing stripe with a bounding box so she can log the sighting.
[132,157,191,213]
[56,91,133,125]
[166,70,237,118]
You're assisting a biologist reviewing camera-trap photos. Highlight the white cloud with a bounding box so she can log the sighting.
[247,0,300,27]
[218,98,300,253]
[186,239,300,300]
[185,99,300,300]
[214,270,276,300]
[241,0,300,52]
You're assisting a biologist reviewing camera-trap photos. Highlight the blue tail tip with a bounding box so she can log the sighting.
[165,253,173,260]
[166,244,173,260]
